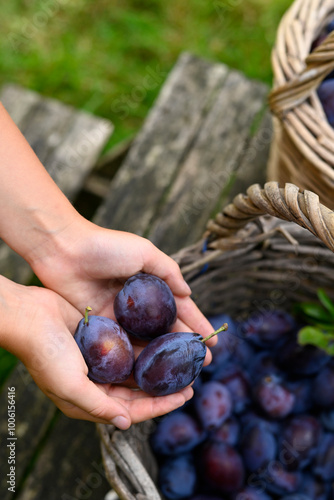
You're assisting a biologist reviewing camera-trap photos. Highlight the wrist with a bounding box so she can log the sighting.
[28,213,95,289]
[25,206,85,269]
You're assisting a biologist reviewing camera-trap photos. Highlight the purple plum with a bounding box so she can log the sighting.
[114,273,177,340]
[74,308,134,383]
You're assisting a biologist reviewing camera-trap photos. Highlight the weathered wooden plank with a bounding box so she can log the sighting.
[45,110,113,200]
[1,83,114,203]
[148,72,269,254]
[0,243,31,286]
[0,84,113,283]
[15,97,74,162]
[222,109,272,206]
[94,52,228,234]
[0,366,111,500]
[0,364,56,500]
[0,84,40,127]
[14,413,111,500]
[94,137,133,177]
[94,53,270,257]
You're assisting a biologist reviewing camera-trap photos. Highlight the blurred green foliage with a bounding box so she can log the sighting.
[296,289,334,356]
[1,0,292,148]
[0,348,18,389]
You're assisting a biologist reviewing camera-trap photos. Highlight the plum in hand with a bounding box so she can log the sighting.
[74,307,135,383]
[134,325,228,396]
[114,273,177,340]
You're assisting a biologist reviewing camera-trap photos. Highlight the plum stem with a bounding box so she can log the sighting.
[84,306,93,326]
[201,323,228,343]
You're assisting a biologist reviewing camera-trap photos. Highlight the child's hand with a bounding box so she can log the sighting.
[31,222,216,364]
[0,277,193,429]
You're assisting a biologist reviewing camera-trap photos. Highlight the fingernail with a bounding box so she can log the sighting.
[111,416,130,430]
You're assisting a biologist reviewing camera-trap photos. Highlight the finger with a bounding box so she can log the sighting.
[122,386,194,423]
[74,376,192,425]
[49,375,132,429]
[53,383,193,426]
[52,400,128,426]
[93,231,191,298]
[174,296,216,343]
[141,243,192,297]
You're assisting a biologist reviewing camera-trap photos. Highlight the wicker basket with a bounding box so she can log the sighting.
[97,181,334,500]
[267,0,334,210]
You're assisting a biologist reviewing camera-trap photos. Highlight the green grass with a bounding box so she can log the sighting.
[1,0,292,149]
[0,0,292,384]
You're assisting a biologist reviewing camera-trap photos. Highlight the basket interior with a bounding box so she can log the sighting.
[181,216,334,322]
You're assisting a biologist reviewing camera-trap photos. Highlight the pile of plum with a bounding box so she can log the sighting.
[151,309,334,500]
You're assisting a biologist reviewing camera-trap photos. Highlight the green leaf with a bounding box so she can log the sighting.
[298,326,334,355]
[317,289,334,318]
[298,326,328,349]
[294,302,333,324]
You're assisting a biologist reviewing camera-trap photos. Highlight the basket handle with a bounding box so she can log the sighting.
[269,29,334,117]
[206,181,334,252]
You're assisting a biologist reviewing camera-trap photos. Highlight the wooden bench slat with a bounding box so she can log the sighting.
[224,110,273,204]
[0,364,56,500]
[15,97,75,159]
[15,412,110,500]
[45,111,113,200]
[94,52,228,235]
[0,245,33,285]
[0,84,40,127]
[148,71,269,254]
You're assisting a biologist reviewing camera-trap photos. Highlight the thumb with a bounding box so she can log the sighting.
[50,376,132,429]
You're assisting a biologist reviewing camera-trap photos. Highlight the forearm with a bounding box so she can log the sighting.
[0,102,82,266]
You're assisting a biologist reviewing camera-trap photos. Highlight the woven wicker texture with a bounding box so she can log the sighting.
[267,0,334,209]
[175,181,334,319]
[98,181,334,500]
